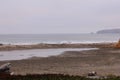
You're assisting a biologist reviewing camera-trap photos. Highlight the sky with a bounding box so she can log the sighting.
[0,0,120,34]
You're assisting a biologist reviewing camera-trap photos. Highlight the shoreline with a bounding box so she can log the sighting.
[0,42,119,76]
[0,42,115,51]
[0,48,97,61]
[0,48,120,76]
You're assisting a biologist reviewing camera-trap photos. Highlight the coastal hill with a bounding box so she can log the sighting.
[96,28,120,34]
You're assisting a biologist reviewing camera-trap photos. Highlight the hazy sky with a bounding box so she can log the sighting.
[0,0,120,34]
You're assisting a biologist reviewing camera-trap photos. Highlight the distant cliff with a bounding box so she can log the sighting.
[97,28,120,34]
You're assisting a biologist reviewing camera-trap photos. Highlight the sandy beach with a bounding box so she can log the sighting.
[1,0,120,79]
[0,43,119,76]
[0,43,115,51]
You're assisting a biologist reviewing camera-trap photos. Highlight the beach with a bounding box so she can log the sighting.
[1,0,120,79]
[0,43,119,76]
[0,42,115,51]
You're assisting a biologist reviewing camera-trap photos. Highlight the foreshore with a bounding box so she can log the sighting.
[0,42,119,76]
[0,42,115,51]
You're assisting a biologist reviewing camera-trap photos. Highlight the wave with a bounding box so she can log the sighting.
[1,40,117,45]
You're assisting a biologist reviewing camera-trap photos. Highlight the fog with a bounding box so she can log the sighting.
[0,0,120,34]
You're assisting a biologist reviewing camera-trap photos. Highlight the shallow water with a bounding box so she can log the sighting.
[0,48,96,61]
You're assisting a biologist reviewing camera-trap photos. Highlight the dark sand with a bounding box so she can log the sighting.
[0,43,115,51]
[0,43,120,76]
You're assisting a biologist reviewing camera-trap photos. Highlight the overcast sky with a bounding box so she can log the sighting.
[0,0,120,34]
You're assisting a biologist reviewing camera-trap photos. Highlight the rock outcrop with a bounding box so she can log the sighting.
[97,28,120,34]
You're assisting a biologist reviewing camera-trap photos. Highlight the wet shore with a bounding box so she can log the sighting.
[0,43,119,76]
[0,43,115,51]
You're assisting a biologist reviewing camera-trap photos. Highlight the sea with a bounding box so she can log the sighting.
[0,33,119,61]
[0,33,119,45]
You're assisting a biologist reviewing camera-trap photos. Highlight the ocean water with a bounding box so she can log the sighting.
[0,34,119,45]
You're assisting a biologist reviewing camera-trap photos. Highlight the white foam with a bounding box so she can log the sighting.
[1,40,117,45]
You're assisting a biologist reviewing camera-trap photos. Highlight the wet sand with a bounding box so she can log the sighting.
[0,43,115,51]
[0,43,119,76]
